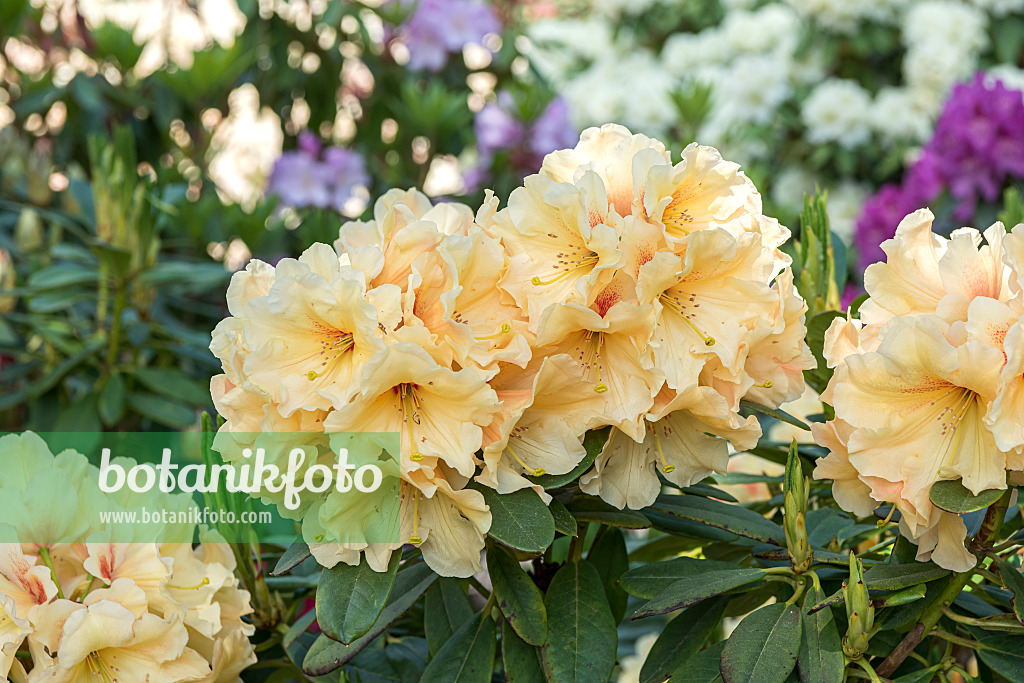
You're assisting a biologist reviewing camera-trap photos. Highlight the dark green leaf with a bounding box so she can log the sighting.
[640,598,725,683]
[487,548,547,646]
[669,641,725,682]
[996,558,1024,626]
[650,494,785,545]
[129,367,213,407]
[549,498,578,536]
[871,585,926,610]
[98,374,125,427]
[892,666,942,683]
[529,427,609,489]
[565,496,651,529]
[588,528,629,624]
[972,630,1024,681]
[633,568,766,618]
[472,485,554,553]
[739,399,810,431]
[720,603,801,683]
[425,579,474,656]
[127,392,197,428]
[862,563,949,591]
[419,611,496,683]
[272,541,311,576]
[797,587,843,683]
[501,620,544,683]
[929,478,1004,514]
[318,552,401,644]
[621,557,752,600]
[26,264,98,289]
[303,562,438,676]
[540,560,616,683]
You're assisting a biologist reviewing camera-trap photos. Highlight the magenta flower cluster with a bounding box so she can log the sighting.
[266,132,369,212]
[855,73,1024,267]
[400,0,501,72]
[465,94,578,190]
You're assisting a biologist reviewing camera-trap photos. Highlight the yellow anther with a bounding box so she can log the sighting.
[756,380,773,389]
[307,370,319,381]
[594,384,608,393]
[409,535,423,545]
[506,443,546,477]
[410,452,423,462]
[653,429,675,474]
[475,322,512,341]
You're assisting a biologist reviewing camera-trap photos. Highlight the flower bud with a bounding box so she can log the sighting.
[15,208,44,252]
[784,440,812,573]
[842,553,874,658]
[0,248,15,313]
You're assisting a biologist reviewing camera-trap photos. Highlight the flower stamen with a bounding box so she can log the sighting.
[531,254,599,286]
[409,488,423,545]
[475,322,512,341]
[653,427,675,474]
[506,442,546,476]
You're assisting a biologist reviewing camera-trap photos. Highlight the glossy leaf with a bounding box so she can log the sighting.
[420,611,496,683]
[424,578,474,656]
[487,547,547,646]
[549,498,578,536]
[633,568,765,619]
[317,552,401,644]
[996,557,1024,625]
[929,478,1004,514]
[540,560,616,683]
[272,541,311,576]
[720,603,801,683]
[650,494,785,545]
[797,587,843,683]
[588,528,629,624]
[565,496,651,529]
[502,620,544,683]
[639,597,725,683]
[621,557,750,600]
[473,485,554,553]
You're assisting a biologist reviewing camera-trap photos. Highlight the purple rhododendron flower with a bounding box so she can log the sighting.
[401,0,501,72]
[467,95,577,190]
[855,73,1024,268]
[267,134,369,212]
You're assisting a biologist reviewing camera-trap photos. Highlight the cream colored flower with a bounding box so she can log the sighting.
[479,354,604,495]
[323,341,500,478]
[82,543,174,617]
[822,315,1008,570]
[405,230,532,372]
[534,295,662,441]
[239,244,387,416]
[581,384,760,509]
[488,173,622,326]
[859,209,1012,327]
[637,227,778,390]
[0,592,30,677]
[0,541,59,623]
[811,419,879,518]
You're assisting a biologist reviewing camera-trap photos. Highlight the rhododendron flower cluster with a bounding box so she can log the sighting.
[815,209,1024,571]
[210,124,813,578]
[0,432,256,682]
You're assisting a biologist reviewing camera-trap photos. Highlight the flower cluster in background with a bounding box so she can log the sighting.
[266,131,370,216]
[519,0,1024,266]
[816,209,1024,571]
[856,74,1024,266]
[210,124,812,577]
[395,0,501,72]
[0,433,256,681]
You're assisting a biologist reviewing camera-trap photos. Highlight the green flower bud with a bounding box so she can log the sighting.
[784,440,812,573]
[0,248,15,314]
[15,208,44,252]
[842,553,874,658]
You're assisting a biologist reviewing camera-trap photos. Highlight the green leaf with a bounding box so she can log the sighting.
[419,611,496,683]
[633,567,765,619]
[565,495,651,529]
[621,557,754,600]
[803,311,843,393]
[720,603,802,683]
[650,494,785,545]
[473,486,554,553]
[26,264,98,289]
[861,563,949,591]
[892,666,942,683]
[317,552,401,644]
[487,548,547,646]
[929,478,1004,514]
[303,562,438,676]
[870,584,926,610]
[501,620,544,683]
[128,367,213,407]
[797,587,843,683]
[425,579,474,657]
[972,630,1024,681]
[996,558,1024,626]
[670,641,726,682]
[588,528,629,624]
[739,399,810,431]
[529,427,609,489]
[639,598,725,683]
[127,391,197,429]
[540,560,617,683]
[98,374,125,427]
[272,541,311,576]
[549,498,578,536]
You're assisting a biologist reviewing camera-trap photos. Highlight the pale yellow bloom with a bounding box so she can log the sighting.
[534,296,662,441]
[480,354,604,495]
[637,227,778,390]
[323,341,500,478]
[0,541,59,623]
[860,209,1012,327]
[0,592,30,677]
[82,543,175,617]
[811,419,879,518]
[581,384,760,509]
[488,173,623,326]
